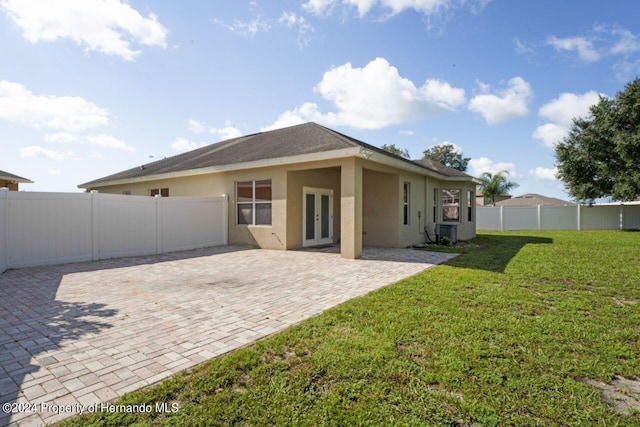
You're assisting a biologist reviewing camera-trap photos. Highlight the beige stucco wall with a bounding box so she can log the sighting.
[0,180,19,191]
[87,155,476,253]
[362,168,399,247]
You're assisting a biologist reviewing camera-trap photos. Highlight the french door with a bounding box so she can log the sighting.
[302,187,333,247]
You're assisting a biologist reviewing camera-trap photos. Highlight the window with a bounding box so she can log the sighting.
[442,189,460,222]
[467,190,474,222]
[433,188,438,222]
[236,180,272,226]
[150,188,169,197]
[403,182,410,225]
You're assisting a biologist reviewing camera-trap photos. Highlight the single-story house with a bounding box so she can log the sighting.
[79,122,477,259]
[495,193,575,207]
[0,170,33,191]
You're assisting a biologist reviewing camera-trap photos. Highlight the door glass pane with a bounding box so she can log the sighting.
[305,193,315,240]
[321,194,329,239]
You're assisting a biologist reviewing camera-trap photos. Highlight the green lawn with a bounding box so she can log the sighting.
[61,231,640,426]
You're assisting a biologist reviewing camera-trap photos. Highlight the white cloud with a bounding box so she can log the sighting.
[0,0,167,61]
[303,0,337,16]
[532,91,601,148]
[468,77,532,124]
[261,103,318,131]
[532,123,567,148]
[278,11,315,48]
[210,123,243,141]
[469,157,521,179]
[170,137,208,152]
[609,27,640,55]
[513,36,536,60]
[547,35,600,62]
[399,129,414,136]
[213,16,271,38]
[529,166,558,181]
[303,0,491,18]
[19,145,78,160]
[88,134,134,152]
[613,58,640,82]
[187,119,206,134]
[265,57,465,131]
[44,132,82,144]
[48,169,62,175]
[0,80,108,132]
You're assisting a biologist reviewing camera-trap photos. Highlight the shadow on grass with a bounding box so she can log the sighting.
[436,233,553,273]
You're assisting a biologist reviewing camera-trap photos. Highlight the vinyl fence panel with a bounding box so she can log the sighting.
[160,195,228,253]
[0,191,228,271]
[540,206,578,230]
[503,206,538,230]
[476,206,502,231]
[0,189,7,273]
[623,205,640,230]
[580,205,621,230]
[478,203,638,231]
[5,192,93,268]
[94,193,158,259]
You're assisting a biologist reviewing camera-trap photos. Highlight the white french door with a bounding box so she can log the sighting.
[302,187,333,247]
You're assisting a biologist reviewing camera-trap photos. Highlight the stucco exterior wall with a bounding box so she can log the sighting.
[0,180,19,191]
[362,168,399,247]
[87,155,476,252]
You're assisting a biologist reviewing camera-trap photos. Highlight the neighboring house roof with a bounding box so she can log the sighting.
[0,170,33,183]
[495,193,575,207]
[80,122,474,188]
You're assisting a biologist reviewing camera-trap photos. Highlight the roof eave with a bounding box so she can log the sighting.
[366,151,476,182]
[80,147,476,190]
[79,147,363,189]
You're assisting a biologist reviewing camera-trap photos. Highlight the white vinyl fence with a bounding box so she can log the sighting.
[0,188,227,273]
[477,204,640,231]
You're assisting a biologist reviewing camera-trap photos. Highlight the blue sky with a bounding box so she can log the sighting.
[1,0,639,199]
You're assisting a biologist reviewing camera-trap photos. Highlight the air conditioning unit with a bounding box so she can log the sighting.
[437,223,458,244]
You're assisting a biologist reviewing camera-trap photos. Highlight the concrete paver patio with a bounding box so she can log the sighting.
[0,246,456,426]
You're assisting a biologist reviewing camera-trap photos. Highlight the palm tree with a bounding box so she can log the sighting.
[477,170,519,206]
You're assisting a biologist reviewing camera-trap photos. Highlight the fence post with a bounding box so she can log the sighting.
[0,188,8,273]
[620,204,625,230]
[577,204,581,231]
[537,205,541,230]
[500,205,504,231]
[91,191,99,261]
[222,194,229,245]
[155,195,162,254]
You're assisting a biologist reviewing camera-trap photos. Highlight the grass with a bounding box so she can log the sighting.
[60,231,640,426]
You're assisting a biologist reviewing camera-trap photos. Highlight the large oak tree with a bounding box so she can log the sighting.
[556,78,640,202]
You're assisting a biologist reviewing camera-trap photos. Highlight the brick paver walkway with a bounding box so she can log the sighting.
[0,246,456,426]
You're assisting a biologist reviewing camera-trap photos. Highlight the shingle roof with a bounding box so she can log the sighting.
[495,193,575,207]
[0,170,32,183]
[412,158,473,178]
[80,122,472,188]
